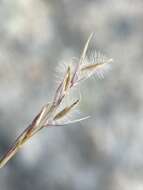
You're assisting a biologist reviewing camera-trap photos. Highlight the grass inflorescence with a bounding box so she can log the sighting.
[0,33,112,169]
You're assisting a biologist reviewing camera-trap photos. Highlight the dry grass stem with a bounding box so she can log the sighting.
[0,33,112,169]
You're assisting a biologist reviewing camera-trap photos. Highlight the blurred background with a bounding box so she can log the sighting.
[0,0,143,189]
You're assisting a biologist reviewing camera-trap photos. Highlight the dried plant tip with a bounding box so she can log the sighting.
[0,33,112,169]
[53,99,79,121]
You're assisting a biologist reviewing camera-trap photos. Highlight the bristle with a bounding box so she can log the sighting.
[96,58,112,78]
[55,61,68,85]
[47,116,91,127]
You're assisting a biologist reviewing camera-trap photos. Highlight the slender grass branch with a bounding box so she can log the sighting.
[0,33,112,169]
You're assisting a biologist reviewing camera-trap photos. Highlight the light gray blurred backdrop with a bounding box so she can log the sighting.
[0,0,143,190]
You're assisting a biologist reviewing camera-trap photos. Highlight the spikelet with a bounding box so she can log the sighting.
[53,99,79,121]
[80,51,112,80]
